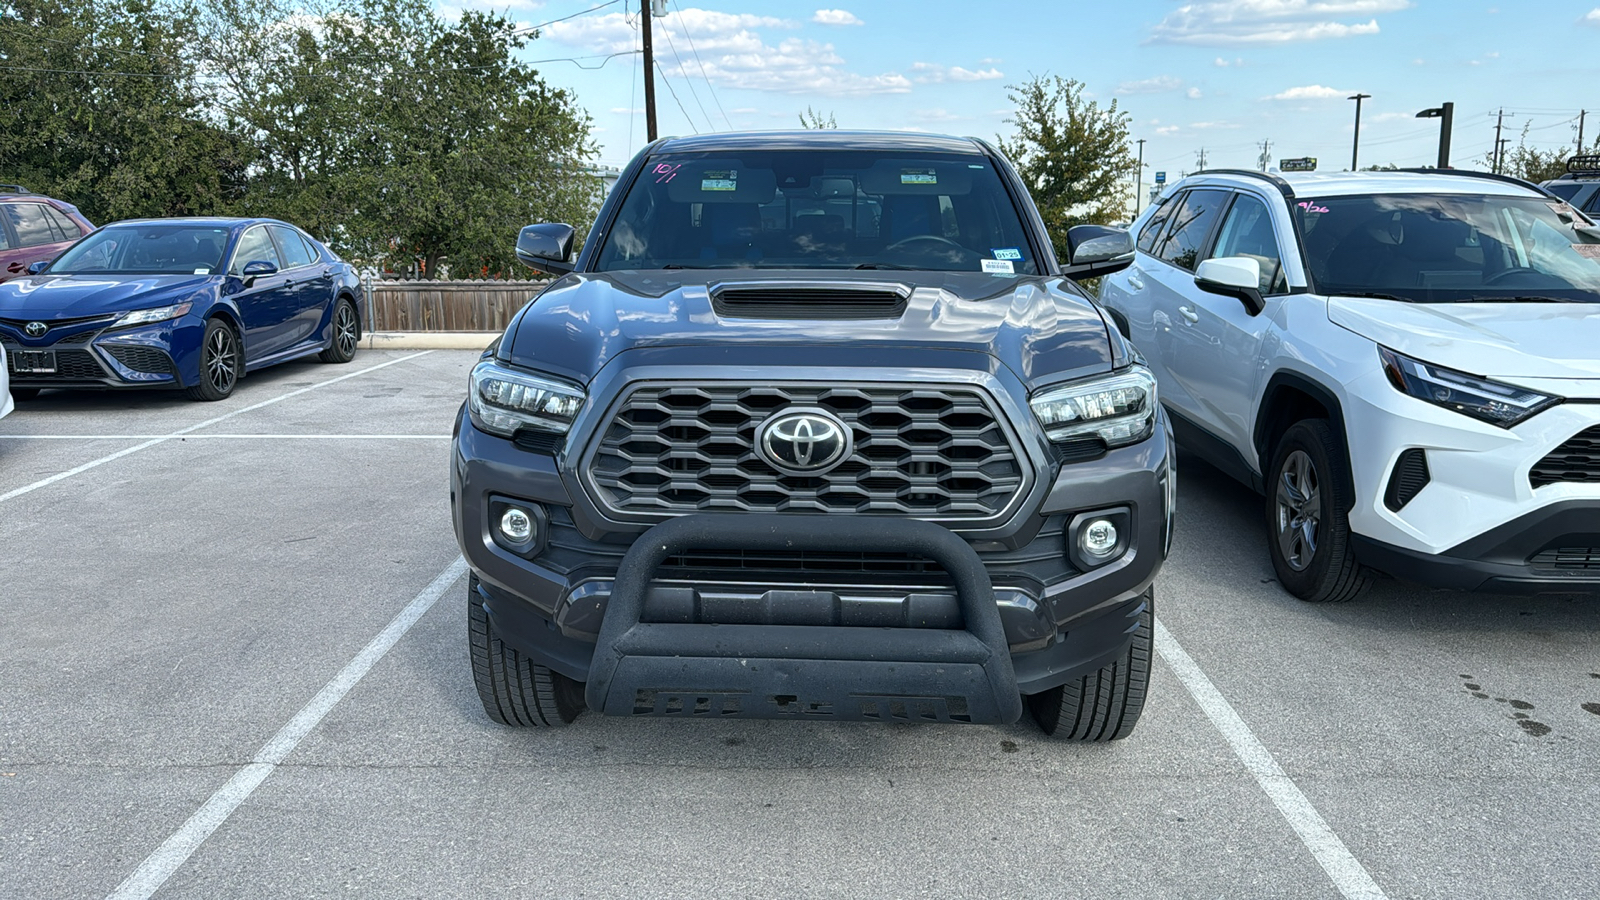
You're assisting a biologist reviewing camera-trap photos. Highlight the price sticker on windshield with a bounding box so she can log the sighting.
[701,170,737,192]
[981,259,1015,274]
[900,168,938,185]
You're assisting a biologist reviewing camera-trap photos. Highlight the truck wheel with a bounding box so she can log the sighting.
[467,575,584,727]
[1029,590,1152,741]
[1265,419,1370,603]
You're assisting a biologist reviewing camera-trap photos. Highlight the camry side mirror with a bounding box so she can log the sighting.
[26,260,49,275]
[516,223,576,276]
[1195,257,1265,315]
[1062,224,1134,280]
[240,260,278,286]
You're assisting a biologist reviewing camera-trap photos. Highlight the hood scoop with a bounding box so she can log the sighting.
[710,280,910,320]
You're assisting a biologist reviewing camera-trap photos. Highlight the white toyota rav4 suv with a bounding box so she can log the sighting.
[1099,169,1600,600]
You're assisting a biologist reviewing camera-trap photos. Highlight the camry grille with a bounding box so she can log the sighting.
[586,383,1028,521]
[1530,426,1600,488]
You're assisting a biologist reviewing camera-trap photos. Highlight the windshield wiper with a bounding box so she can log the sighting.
[1461,295,1575,303]
[852,263,920,270]
[1332,291,1413,303]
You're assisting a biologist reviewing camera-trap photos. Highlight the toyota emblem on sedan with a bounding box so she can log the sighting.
[24,321,47,337]
[757,410,852,475]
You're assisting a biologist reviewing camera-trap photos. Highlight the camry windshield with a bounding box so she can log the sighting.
[593,150,1040,274]
[49,224,231,276]
[1296,192,1600,302]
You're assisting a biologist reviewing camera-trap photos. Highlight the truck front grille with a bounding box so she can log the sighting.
[587,383,1027,521]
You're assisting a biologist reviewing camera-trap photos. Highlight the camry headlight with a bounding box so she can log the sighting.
[112,302,192,328]
[1378,347,1559,428]
[467,359,585,437]
[1031,366,1158,448]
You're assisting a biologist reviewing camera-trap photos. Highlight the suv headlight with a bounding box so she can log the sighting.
[1378,347,1559,428]
[112,302,192,328]
[467,359,586,437]
[1030,366,1157,448]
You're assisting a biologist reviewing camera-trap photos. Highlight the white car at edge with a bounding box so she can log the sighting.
[1099,168,1600,600]
[1,343,13,420]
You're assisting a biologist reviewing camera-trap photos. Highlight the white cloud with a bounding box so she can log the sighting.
[1151,0,1409,45]
[1116,75,1184,94]
[1485,50,1499,57]
[913,108,964,122]
[1584,8,1600,24]
[912,62,1004,83]
[1155,125,1182,135]
[1187,87,1204,99]
[545,8,909,96]
[1214,56,1230,66]
[1267,84,1353,100]
[609,107,645,115]
[812,9,863,26]
[1189,120,1240,129]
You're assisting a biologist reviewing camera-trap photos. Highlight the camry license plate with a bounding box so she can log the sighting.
[12,350,56,374]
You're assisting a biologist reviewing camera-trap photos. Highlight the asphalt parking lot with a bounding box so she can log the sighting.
[3,348,1598,899]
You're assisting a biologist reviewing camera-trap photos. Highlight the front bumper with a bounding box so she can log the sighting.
[452,403,1172,700]
[0,318,194,390]
[1354,500,1600,593]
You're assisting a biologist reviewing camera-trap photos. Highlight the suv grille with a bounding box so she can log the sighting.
[587,383,1027,521]
[1530,427,1600,488]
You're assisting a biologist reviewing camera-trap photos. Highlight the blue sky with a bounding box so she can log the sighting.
[447,0,1600,183]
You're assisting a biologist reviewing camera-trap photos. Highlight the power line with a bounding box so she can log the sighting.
[671,0,731,130]
[655,14,713,132]
[512,0,623,36]
[653,59,698,134]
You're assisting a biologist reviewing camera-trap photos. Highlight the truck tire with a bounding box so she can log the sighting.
[1265,419,1370,603]
[468,575,584,727]
[1029,590,1153,741]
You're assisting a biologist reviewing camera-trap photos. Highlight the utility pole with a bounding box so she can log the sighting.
[1578,110,1587,155]
[1195,148,1208,172]
[641,0,658,141]
[1257,138,1273,172]
[1134,138,1146,217]
[1492,108,1504,174]
[1348,93,1371,171]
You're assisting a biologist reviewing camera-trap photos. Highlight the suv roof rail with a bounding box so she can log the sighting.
[1394,167,1557,199]
[0,183,30,195]
[1566,155,1600,174]
[1190,169,1297,201]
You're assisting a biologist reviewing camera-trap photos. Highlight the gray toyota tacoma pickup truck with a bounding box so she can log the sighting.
[451,130,1173,740]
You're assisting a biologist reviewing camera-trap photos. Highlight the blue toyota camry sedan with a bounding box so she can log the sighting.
[0,218,363,401]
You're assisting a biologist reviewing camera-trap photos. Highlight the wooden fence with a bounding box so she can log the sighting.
[365,279,551,332]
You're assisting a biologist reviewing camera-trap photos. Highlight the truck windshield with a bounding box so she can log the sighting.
[1296,192,1600,302]
[593,150,1040,275]
[50,224,231,276]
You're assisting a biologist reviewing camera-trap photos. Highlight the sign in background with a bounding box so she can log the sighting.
[1279,157,1318,172]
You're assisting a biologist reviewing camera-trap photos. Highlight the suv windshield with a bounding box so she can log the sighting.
[593,150,1040,274]
[1296,192,1600,302]
[50,224,230,276]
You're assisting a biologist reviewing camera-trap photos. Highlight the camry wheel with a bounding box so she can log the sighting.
[186,318,240,401]
[318,298,359,364]
[1265,419,1370,602]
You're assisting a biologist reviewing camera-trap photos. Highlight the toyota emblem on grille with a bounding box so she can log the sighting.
[757,410,851,475]
[24,321,47,338]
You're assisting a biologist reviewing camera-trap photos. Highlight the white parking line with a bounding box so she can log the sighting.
[1154,619,1389,900]
[0,351,432,506]
[0,434,451,440]
[104,556,468,900]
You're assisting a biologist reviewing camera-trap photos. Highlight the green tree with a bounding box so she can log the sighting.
[998,74,1135,261]
[0,0,249,222]
[798,105,836,129]
[1483,123,1588,184]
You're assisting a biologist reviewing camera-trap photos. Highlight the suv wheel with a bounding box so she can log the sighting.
[1265,419,1370,602]
[1029,589,1152,741]
[467,575,584,727]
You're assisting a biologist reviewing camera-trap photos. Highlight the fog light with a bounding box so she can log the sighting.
[499,507,534,542]
[1081,518,1119,559]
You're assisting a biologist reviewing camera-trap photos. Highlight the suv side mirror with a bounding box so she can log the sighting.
[1194,257,1265,315]
[1061,224,1134,280]
[26,260,49,275]
[516,223,576,276]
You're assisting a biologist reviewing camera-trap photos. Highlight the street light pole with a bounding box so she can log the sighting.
[1415,102,1454,168]
[1348,93,1371,171]
[642,0,658,141]
[1134,138,1146,218]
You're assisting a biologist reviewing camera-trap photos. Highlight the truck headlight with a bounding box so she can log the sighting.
[1378,347,1558,428]
[1030,366,1157,448]
[467,359,585,437]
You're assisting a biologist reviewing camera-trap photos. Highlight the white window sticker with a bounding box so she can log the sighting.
[193,268,211,275]
[991,247,1022,261]
[981,259,1015,274]
[701,170,737,192]
[900,168,938,185]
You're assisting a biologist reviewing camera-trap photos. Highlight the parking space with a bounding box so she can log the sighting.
[3,350,1598,899]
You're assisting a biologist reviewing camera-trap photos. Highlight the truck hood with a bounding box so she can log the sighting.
[0,274,216,320]
[1327,297,1600,379]
[503,270,1113,384]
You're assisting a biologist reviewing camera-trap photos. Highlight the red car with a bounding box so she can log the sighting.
[0,186,94,283]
